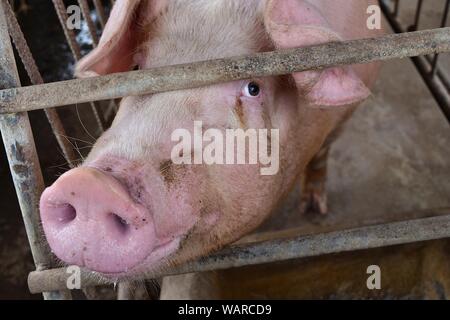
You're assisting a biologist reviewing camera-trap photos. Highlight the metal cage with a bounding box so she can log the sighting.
[0,0,449,299]
[380,0,450,122]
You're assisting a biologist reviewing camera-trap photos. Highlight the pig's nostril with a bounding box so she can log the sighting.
[56,204,77,223]
[110,213,129,233]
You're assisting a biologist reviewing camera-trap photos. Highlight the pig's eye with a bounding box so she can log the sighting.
[243,82,261,97]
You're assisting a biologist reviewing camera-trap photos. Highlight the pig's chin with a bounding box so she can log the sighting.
[98,236,182,278]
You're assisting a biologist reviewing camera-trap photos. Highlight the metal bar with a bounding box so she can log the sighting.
[75,0,118,127]
[408,0,423,31]
[393,0,400,17]
[431,0,450,76]
[78,0,99,46]
[117,282,133,300]
[28,210,450,294]
[443,0,450,27]
[93,0,107,29]
[412,55,450,120]
[52,0,105,133]
[0,0,71,300]
[380,1,450,122]
[425,55,450,93]
[1,27,450,114]
[431,53,440,76]
[4,0,78,167]
[52,0,81,60]
[116,281,149,300]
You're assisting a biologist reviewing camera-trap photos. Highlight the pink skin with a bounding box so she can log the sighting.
[40,80,270,277]
[40,0,382,278]
[40,167,160,274]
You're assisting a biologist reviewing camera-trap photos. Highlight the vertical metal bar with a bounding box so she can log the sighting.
[86,0,119,125]
[4,1,78,167]
[408,0,423,31]
[52,0,81,60]
[430,0,450,76]
[78,0,99,46]
[393,0,400,17]
[380,0,450,123]
[442,0,450,27]
[0,0,71,300]
[117,281,150,300]
[93,0,107,29]
[84,0,120,125]
[98,0,120,120]
[117,282,133,300]
[52,0,105,133]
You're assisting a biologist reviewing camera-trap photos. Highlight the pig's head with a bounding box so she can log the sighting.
[40,0,372,278]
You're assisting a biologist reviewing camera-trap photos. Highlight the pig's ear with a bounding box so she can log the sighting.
[264,0,370,107]
[75,0,165,78]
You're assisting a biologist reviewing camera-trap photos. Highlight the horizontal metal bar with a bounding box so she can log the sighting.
[0,0,71,300]
[2,27,450,114]
[28,209,450,294]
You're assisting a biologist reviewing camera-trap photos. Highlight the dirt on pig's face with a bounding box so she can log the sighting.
[82,77,297,277]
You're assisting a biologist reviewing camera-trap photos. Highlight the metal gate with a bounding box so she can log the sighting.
[0,0,449,299]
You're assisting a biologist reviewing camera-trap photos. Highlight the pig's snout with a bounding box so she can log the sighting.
[39,167,156,274]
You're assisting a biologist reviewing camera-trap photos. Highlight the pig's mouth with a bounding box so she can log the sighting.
[39,166,199,277]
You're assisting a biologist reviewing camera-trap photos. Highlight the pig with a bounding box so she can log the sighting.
[39,0,384,284]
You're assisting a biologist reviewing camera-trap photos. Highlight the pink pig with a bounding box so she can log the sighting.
[40,0,384,277]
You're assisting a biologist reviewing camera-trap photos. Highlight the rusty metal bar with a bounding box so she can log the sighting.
[52,0,81,60]
[1,27,450,114]
[408,0,424,32]
[430,0,449,75]
[28,210,450,294]
[4,0,78,167]
[52,0,104,133]
[87,0,120,122]
[93,0,119,118]
[393,0,400,17]
[117,281,149,300]
[78,0,99,46]
[0,0,71,300]
[93,0,107,29]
